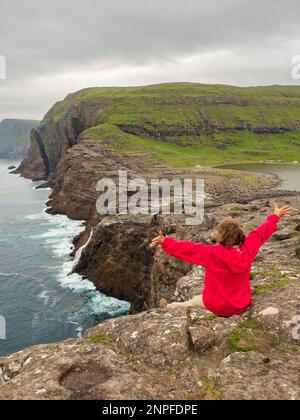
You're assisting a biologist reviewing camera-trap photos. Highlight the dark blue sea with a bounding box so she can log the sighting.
[0,159,130,356]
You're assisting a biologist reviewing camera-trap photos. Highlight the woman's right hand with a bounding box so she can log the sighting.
[150,231,165,249]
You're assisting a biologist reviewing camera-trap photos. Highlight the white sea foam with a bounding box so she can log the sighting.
[33,186,52,191]
[56,228,95,292]
[28,205,130,318]
[25,212,46,220]
[84,292,130,317]
[0,272,19,277]
[37,290,50,305]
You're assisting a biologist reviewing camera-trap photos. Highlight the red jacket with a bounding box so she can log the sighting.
[162,214,280,317]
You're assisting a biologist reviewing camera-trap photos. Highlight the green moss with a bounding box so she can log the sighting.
[243,175,262,187]
[167,361,188,375]
[254,279,294,296]
[90,332,114,345]
[274,342,300,353]
[228,206,242,212]
[206,314,219,321]
[271,336,281,347]
[243,319,259,330]
[229,328,261,352]
[196,376,222,400]
[290,231,300,237]
[167,366,178,375]
[228,327,284,353]
[120,351,133,361]
[251,269,288,279]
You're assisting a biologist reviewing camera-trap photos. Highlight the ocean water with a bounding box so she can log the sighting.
[0,159,130,357]
[215,163,300,192]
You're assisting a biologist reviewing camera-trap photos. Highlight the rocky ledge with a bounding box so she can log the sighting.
[1,195,299,400]
[0,281,299,400]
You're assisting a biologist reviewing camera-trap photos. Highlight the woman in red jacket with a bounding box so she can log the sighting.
[150,203,294,317]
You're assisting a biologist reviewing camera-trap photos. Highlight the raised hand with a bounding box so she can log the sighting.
[150,231,165,249]
[273,202,295,218]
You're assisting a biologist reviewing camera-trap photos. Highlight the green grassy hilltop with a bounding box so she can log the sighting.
[42,82,300,167]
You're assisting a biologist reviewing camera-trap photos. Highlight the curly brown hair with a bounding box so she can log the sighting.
[216,217,246,248]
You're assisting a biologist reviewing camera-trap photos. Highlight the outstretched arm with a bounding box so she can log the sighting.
[150,231,210,266]
[243,203,295,260]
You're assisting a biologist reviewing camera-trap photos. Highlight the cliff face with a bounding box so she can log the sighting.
[16,99,106,180]
[0,119,39,159]
[74,215,213,313]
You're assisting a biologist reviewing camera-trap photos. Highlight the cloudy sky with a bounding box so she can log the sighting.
[0,0,299,120]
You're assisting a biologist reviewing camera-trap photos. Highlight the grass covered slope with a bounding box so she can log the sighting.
[0,119,39,158]
[43,83,300,166]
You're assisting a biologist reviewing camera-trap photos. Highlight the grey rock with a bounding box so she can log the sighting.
[214,351,300,400]
[274,229,292,241]
[86,309,190,368]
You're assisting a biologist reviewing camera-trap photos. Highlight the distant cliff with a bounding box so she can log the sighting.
[0,119,39,159]
[17,83,300,181]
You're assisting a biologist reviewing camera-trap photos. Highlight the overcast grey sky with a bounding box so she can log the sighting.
[0,0,299,120]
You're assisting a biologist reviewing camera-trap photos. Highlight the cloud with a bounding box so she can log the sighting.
[0,0,299,119]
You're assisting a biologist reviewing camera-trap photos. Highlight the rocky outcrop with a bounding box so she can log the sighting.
[0,195,299,399]
[0,119,38,159]
[1,273,299,399]
[0,338,186,400]
[41,136,172,220]
[74,195,300,313]
[75,215,166,313]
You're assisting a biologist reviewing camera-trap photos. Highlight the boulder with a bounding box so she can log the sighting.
[274,229,292,241]
[86,309,190,368]
[250,281,300,344]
